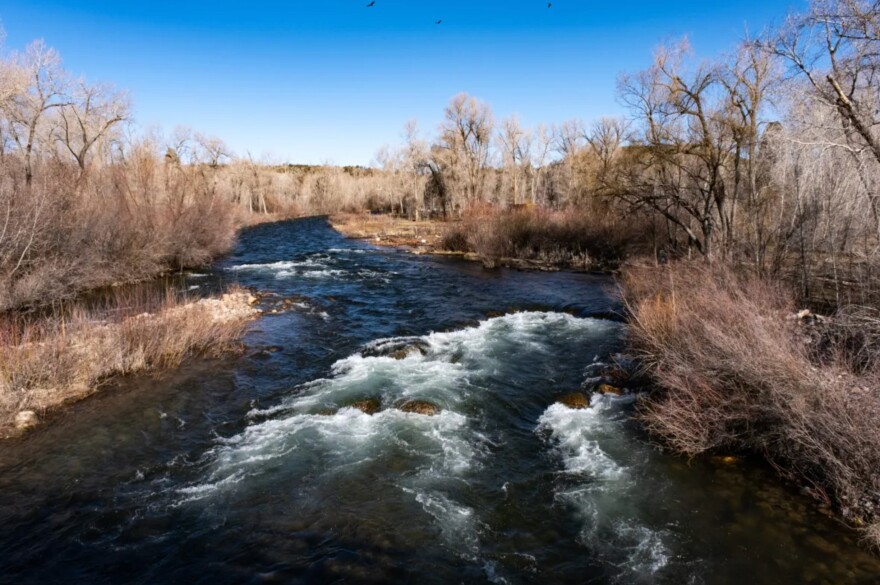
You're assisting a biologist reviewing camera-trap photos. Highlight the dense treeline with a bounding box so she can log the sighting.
[0,35,405,309]
[5,1,880,309]
[371,0,880,307]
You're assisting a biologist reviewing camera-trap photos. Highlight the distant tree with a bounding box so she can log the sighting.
[436,93,494,213]
[497,115,532,205]
[194,133,231,168]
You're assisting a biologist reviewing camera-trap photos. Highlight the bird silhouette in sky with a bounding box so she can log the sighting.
[548,2,552,7]
[436,19,442,24]
[366,1,375,6]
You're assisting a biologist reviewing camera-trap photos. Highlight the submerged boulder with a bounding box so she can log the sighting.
[711,455,740,465]
[556,393,591,410]
[597,384,623,396]
[396,400,441,416]
[349,399,381,415]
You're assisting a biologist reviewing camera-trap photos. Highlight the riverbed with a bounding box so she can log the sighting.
[1,217,877,584]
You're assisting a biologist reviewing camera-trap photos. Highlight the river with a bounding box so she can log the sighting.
[1,217,878,584]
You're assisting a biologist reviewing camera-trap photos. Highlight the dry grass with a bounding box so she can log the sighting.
[0,286,257,437]
[441,204,650,269]
[623,261,880,545]
[329,212,448,248]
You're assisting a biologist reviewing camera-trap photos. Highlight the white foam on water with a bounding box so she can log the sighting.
[483,560,512,584]
[538,395,672,581]
[538,402,624,481]
[275,268,347,279]
[614,520,670,576]
[228,257,338,278]
[228,255,390,281]
[404,487,481,555]
[185,312,621,569]
[228,260,314,272]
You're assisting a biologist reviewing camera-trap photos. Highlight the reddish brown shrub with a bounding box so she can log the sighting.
[623,261,880,544]
[441,204,651,268]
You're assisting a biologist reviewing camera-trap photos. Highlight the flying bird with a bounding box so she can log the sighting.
[366,1,375,6]
[436,19,442,24]
[548,2,552,7]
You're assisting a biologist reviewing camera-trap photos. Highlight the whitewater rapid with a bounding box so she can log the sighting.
[175,308,677,581]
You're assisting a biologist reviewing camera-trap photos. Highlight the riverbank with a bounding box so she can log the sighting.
[0,289,259,438]
[623,261,880,549]
[328,212,452,251]
[332,211,880,549]
[329,208,646,272]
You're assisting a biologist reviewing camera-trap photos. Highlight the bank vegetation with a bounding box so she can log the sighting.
[4,0,880,546]
[335,0,880,547]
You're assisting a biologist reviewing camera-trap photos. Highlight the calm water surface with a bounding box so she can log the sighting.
[1,218,878,584]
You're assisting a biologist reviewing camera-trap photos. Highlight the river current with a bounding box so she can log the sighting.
[1,217,878,584]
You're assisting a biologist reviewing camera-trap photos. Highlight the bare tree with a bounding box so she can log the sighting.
[530,123,553,204]
[768,0,880,233]
[2,40,69,186]
[553,119,585,205]
[437,93,494,213]
[194,133,231,168]
[617,39,735,260]
[0,31,28,158]
[55,79,130,174]
[721,39,779,270]
[497,115,532,205]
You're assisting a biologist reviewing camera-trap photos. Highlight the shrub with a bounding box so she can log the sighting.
[440,204,651,268]
[623,262,880,544]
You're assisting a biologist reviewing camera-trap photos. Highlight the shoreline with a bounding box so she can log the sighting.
[328,212,611,273]
[0,291,260,439]
[331,212,880,550]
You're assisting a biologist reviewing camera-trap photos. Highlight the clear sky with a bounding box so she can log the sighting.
[1,0,801,165]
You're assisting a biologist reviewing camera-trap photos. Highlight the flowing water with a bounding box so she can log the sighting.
[1,217,879,584]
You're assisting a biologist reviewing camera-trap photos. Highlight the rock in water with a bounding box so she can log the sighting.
[397,400,441,416]
[597,384,623,396]
[556,393,590,410]
[711,455,740,465]
[362,338,429,360]
[350,399,381,415]
[15,410,38,430]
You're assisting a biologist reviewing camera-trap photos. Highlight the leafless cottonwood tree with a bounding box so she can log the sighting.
[55,80,130,175]
[497,115,533,205]
[769,0,880,236]
[436,93,494,214]
[616,39,737,260]
[721,39,779,270]
[2,40,69,187]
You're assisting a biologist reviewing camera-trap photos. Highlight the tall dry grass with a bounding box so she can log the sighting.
[0,286,256,436]
[623,262,880,546]
[441,204,651,268]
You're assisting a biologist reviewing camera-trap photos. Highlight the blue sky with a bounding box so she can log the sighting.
[1,1,800,165]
